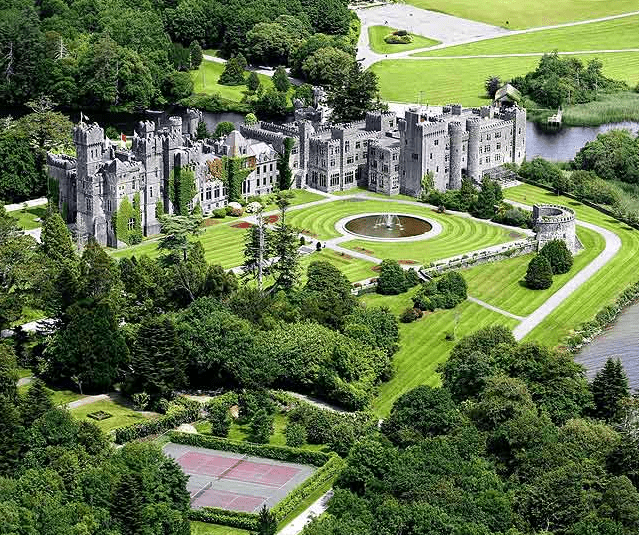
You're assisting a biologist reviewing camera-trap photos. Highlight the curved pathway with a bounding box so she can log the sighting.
[398,49,639,61]
[356,5,639,67]
[508,201,622,340]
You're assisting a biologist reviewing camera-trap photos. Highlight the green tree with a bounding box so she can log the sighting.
[255,504,278,535]
[208,403,231,437]
[270,196,300,291]
[158,214,203,263]
[214,121,235,138]
[540,239,573,274]
[473,176,502,219]
[301,47,354,85]
[168,240,209,304]
[573,129,639,185]
[250,409,274,444]
[285,422,307,447]
[131,315,187,400]
[203,264,238,299]
[219,56,246,86]
[277,137,295,190]
[525,254,553,290]
[189,40,203,69]
[272,66,290,93]
[0,395,22,476]
[196,120,209,140]
[20,378,54,428]
[0,344,18,403]
[41,210,76,267]
[247,71,261,92]
[245,112,259,125]
[519,157,565,186]
[243,216,272,288]
[327,62,384,123]
[376,259,407,295]
[163,71,194,101]
[253,87,288,117]
[591,358,629,423]
[485,76,502,98]
[112,472,145,535]
[471,375,536,430]
[77,239,122,305]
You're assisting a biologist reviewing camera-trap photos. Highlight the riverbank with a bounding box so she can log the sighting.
[526,91,639,127]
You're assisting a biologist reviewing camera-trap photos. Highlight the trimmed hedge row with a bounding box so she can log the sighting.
[566,279,639,351]
[114,397,202,444]
[189,508,259,531]
[168,431,331,467]
[272,454,343,521]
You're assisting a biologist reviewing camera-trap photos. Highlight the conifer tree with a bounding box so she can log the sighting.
[41,210,76,267]
[525,254,553,290]
[112,472,145,535]
[272,67,290,93]
[0,344,18,403]
[0,395,22,476]
[255,504,277,535]
[270,195,300,291]
[247,71,261,92]
[189,41,203,70]
[195,120,208,140]
[591,358,629,423]
[20,378,54,427]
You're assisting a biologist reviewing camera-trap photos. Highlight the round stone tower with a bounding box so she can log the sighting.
[466,116,481,181]
[532,204,577,253]
[448,121,463,190]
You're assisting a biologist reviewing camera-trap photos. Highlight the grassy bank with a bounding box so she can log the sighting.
[401,0,639,29]
[371,52,639,105]
[414,15,639,57]
[191,60,274,102]
[368,25,439,54]
[8,204,47,230]
[504,184,639,347]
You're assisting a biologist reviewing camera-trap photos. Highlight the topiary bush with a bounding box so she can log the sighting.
[539,239,573,274]
[525,254,553,289]
[285,422,307,447]
[212,208,226,218]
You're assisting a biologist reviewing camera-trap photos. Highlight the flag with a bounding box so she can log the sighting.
[120,133,127,143]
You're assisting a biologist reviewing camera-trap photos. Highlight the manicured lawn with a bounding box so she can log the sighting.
[267,189,326,209]
[191,60,274,102]
[8,204,47,230]
[362,289,519,415]
[299,249,377,283]
[504,184,639,347]
[191,522,248,535]
[402,0,639,29]
[415,15,639,57]
[463,225,605,316]
[371,53,639,105]
[368,25,440,54]
[19,382,87,405]
[70,399,157,433]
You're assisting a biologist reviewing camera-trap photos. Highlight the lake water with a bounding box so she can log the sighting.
[575,303,639,392]
[526,121,639,162]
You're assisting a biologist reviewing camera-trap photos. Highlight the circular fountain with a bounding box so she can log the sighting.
[336,213,441,242]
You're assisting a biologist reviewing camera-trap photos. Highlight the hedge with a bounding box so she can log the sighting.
[114,397,202,444]
[189,508,259,531]
[168,431,330,467]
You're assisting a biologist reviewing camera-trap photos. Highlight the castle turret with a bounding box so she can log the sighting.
[185,109,201,139]
[74,122,104,178]
[466,116,481,181]
[448,121,463,189]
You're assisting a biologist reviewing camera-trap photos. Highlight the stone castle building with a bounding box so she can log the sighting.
[48,101,526,247]
[533,204,579,253]
[242,101,526,197]
[47,110,279,247]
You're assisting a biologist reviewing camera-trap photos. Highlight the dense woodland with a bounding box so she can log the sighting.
[0,0,357,111]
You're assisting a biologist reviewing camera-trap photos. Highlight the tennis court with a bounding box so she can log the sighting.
[163,442,316,512]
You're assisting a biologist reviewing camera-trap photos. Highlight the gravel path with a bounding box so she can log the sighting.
[508,201,622,340]
[278,490,334,535]
[468,296,525,321]
[65,393,110,409]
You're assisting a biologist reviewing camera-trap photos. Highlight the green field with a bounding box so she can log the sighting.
[371,52,639,105]
[463,226,605,316]
[402,0,639,29]
[362,289,519,415]
[415,15,639,57]
[18,383,87,406]
[191,522,248,535]
[299,249,377,282]
[8,204,47,230]
[191,60,276,102]
[504,184,639,347]
[368,25,440,54]
[70,399,157,433]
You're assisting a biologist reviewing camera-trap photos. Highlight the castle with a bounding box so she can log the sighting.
[48,101,526,247]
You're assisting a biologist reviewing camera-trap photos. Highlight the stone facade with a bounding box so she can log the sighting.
[242,101,526,197]
[48,112,279,247]
[532,204,578,253]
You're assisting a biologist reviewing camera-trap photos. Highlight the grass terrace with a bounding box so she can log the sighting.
[402,0,639,29]
[371,53,639,105]
[191,60,276,103]
[298,249,377,283]
[362,288,519,415]
[504,184,639,347]
[368,25,440,54]
[70,399,158,433]
[463,226,604,316]
[8,204,47,230]
[191,523,249,535]
[414,15,639,57]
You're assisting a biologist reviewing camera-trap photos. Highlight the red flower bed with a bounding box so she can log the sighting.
[398,259,418,265]
[231,222,254,229]
[266,215,279,224]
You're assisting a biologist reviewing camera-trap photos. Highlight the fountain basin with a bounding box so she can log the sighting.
[335,213,442,242]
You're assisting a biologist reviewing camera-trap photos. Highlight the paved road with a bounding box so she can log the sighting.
[278,490,334,535]
[356,5,639,67]
[398,49,639,61]
[468,296,525,321]
[508,201,622,340]
[4,198,47,212]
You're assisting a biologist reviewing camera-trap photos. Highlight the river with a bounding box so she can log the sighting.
[575,303,639,392]
[526,120,639,162]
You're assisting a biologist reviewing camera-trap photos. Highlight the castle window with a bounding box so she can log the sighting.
[86,197,93,212]
[127,218,135,231]
[486,156,491,163]
[486,134,491,140]
[269,164,273,171]
[479,158,483,164]
[256,166,260,174]
[347,156,354,164]
[150,186,153,198]
[394,165,399,172]
[345,141,350,152]
[412,153,418,160]
[495,154,501,161]
[345,171,354,184]
[496,142,501,150]
[392,153,397,160]
[436,166,439,172]
[495,132,502,138]
[434,139,439,146]
[430,153,433,160]
[206,189,212,200]
[479,146,482,153]
[382,165,389,173]
[330,159,336,167]
[355,141,361,149]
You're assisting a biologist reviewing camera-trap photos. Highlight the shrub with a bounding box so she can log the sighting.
[245,201,263,214]
[250,409,274,444]
[132,392,150,411]
[539,239,573,274]
[299,236,306,246]
[239,390,276,422]
[404,268,421,288]
[208,404,232,437]
[213,208,226,218]
[525,254,553,290]
[400,307,422,323]
[377,259,408,295]
[285,422,307,447]
[394,29,408,36]
[413,271,467,311]
[316,241,322,251]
